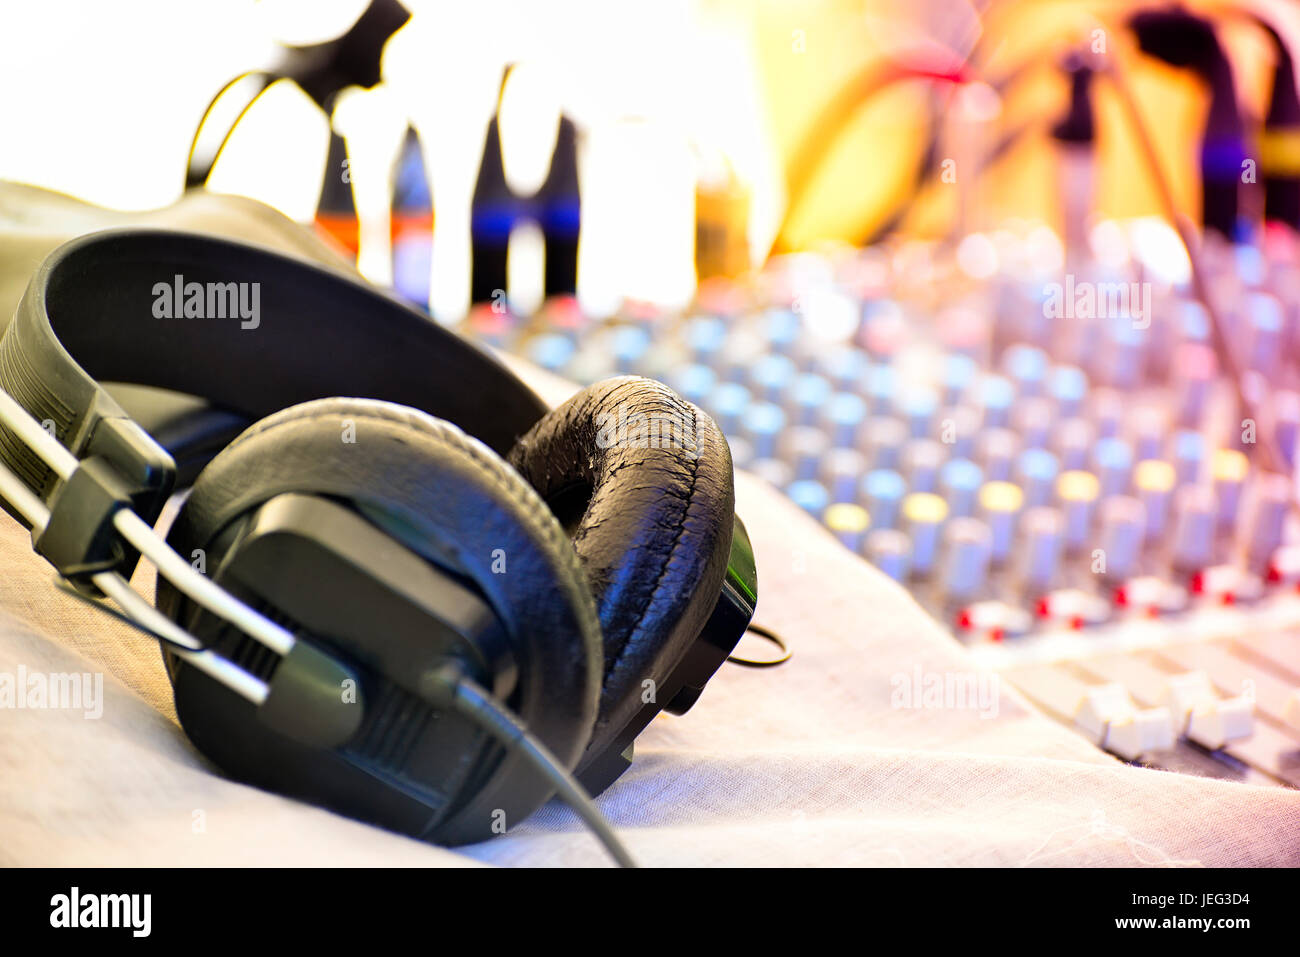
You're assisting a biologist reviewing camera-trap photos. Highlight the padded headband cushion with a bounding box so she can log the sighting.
[507,377,735,763]
[157,398,602,822]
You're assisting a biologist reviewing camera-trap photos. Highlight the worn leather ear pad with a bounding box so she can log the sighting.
[507,376,735,765]
[158,397,602,836]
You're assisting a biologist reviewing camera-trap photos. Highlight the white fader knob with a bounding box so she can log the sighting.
[1160,671,1217,725]
[1160,671,1254,749]
[1073,683,1175,760]
[1186,697,1254,751]
[1105,708,1176,761]
[1074,683,1131,743]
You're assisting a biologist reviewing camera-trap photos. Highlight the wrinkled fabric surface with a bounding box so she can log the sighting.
[4,457,1299,866]
[0,185,1297,866]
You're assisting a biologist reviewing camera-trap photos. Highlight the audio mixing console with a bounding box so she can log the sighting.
[468,226,1300,789]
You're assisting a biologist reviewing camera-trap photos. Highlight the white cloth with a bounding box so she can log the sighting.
[1,186,1297,866]
[4,464,1299,866]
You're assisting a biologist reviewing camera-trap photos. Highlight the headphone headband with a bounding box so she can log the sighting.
[0,228,547,516]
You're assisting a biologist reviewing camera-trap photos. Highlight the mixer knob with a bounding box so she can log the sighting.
[1011,396,1054,450]
[824,392,869,447]
[749,354,797,403]
[720,330,767,383]
[1047,364,1088,419]
[977,428,1019,483]
[865,364,897,416]
[612,325,652,374]
[741,401,787,460]
[937,405,981,459]
[820,448,869,503]
[941,353,978,406]
[778,425,830,481]
[1212,448,1250,532]
[526,332,577,374]
[1089,388,1124,439]
[896,387,940,439]
[903,492,949,578]
[1092,436,1133,499]
[1056,469,1100,552]
[861,417,909,470]
[977,480,1024,565]
[685,316,727,365]
[814,345,870,393]
[825,502,871,553]
[1170,484,1217,573]
[787,373,833,426]
[1002,344,1049,397]
[1097,495,1146,583]
[861,468,907,530]
[1131,407,1168,462]
[670,363,718,407]
[1246,471,1292,572]
[865,528,911,581]
[976,374,1016,429]
[1170,429,1205,486]
[747,457,793,491]
[901,439,947,494]
[939,458,984,518]
[786,479,830,518]
[940,517,993,602]
[1016,448,1060,509]
[1134,460,1176,542]
[705,382,751,435]
[1018,507,1064,593]
[1053,418,1094,471]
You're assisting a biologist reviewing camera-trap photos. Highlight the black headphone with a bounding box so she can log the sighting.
[0,228,756,857]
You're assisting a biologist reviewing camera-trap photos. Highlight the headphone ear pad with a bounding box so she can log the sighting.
[507,376,735,764]
[157,397,603,843]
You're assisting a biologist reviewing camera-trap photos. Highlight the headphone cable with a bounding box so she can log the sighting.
[420,662,638,869]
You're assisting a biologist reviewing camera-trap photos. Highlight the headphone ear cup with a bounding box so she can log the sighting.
[157,397,602,844]
[507,376,736,765]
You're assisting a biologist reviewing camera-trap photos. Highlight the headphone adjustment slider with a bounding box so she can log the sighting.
[33,456,133,582]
